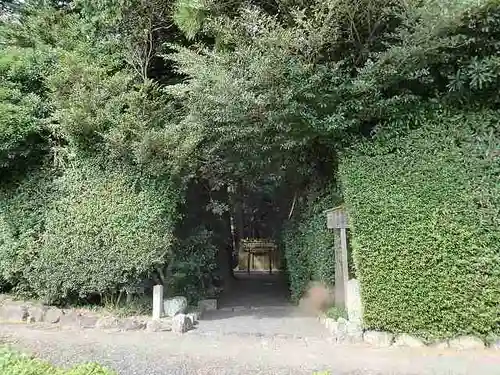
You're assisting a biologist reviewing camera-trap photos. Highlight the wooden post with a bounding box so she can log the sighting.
[326,206,350,311]
[334,228,349,310]
[152,284,164,320]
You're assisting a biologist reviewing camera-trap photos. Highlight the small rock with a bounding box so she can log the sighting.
[325,319,336,334]
[186,312,199,326]
[146,318,172,332]
[78,314,98,329]
[394,334,425,348]
[449,336,485,350]
[27,305,47,323]
[323,318,334,331]
[429,340,449,349]
[233,306,250,312]
[491,339,500,350]
[363,331,394,347]
[318,314,327,325]
[96,316,120,330]
[59,311,82,327]
[344,321,363,344]
[172,313,193,334]
[0,303,28,322]
[198,299,217,312]
[164,296,188,317]
[329,318,348,342]
[120,318,146,331]
[44,307,63,324]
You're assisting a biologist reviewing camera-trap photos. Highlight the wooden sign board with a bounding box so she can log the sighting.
[326,206,349,229]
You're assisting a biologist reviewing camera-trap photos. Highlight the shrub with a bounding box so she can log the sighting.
[0,167,56,294]
[166,227,218,304]
[0,347,116,375]
[325,306,347,320]
[0,46,49,171]
[282,187,340,302]
[339,107,500,340]
[0,160,180,303]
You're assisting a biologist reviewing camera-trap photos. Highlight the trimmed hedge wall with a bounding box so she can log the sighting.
[282,187,340,302]
[0,160,180,303]
[339,107,500,340]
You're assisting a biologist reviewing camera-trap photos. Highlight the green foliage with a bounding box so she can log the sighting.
[340,107,500,340]
[0,347,116,375]
[47,53,136,150]
[173,0,208,40]
[0,0,186,304]
[282,187,340,302]
[101,294,152,317]
[351,0,500,123]
[0,161,180,303]
[166,227,218,304]
[325,306,347,320]
[0,166,56,292]
[166,1,398,185]
[0,46,50,171]
[1,0,499,344]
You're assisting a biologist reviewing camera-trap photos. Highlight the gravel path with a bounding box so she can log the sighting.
[198,272,328,338]
[1,324,499,375]
[195,306,328,338]
[2,274,499,374]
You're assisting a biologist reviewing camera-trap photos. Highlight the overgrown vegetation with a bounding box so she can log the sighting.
[1,0,499,339]
[0,347,116,375]
[0,0,186,304]
[282,188,339,302]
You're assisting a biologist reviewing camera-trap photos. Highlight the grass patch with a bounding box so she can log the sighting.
[0,346,116,374]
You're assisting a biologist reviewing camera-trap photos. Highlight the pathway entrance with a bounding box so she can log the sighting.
[195,271,328,338]
[219,271,290,309]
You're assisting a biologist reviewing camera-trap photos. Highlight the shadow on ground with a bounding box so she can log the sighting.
[214,271,292,311]
[194,271,328,338]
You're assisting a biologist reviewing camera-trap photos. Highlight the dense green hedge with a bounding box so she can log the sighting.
[0,160,180,303]
[340,107,500,340]
[282,187,340,302]
[0,347,116,375]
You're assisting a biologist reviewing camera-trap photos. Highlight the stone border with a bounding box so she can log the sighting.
[0,297,200,333]
[318,314,499,350]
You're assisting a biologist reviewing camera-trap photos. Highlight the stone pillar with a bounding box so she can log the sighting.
[346,278,363,324]
[152,285,164,320]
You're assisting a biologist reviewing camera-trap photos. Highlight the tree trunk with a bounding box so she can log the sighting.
[228,182,245,273]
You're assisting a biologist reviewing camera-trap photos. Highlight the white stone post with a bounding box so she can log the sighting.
[346,278,363,324]
[152,285,164,320]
